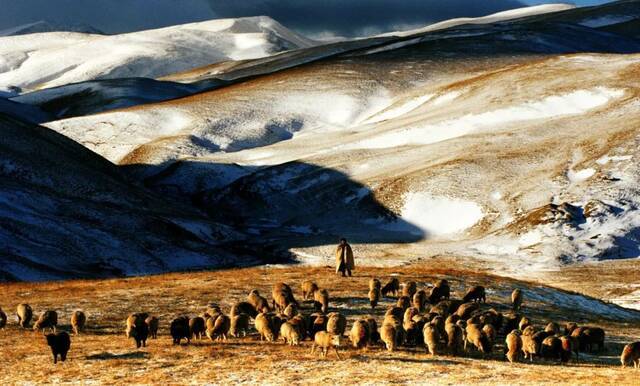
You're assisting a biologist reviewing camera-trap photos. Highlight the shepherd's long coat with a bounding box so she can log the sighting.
[335,244,355,273]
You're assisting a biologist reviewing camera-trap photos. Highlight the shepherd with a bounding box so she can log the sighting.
[335,238,355,277]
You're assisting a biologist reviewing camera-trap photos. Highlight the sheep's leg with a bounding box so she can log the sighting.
[310,343,316,354]
[334,348,341,360]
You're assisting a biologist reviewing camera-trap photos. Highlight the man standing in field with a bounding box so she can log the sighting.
[335,238,354,277]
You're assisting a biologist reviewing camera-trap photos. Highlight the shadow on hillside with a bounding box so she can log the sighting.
[86,351,150,360]
[121,159,426,251]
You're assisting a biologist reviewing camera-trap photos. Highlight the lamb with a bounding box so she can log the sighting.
[280,321,301,346]
[380,323,397,352]
[16,303,33,328]
[0,307,6,329]
[170,316,190,345]
[445,322,464,356]
[34,310,59,334]
[230,302,258,319]
[621,342,640,368]
[402,281,417,298]
[545,322,560,335]
[505,331,522,363]
[302,280,319,300]
[413,290,427,312]
[189,316,206,340]
[314,289,329,314]
[255,313,275,342]
[511,289,523,311]
[541,336,563,362]
[381,278,400,297]
[423,323,440,355]
[230,313,250,338]
[326,312,346,336]
[126,313,150,348]
[463,286,486,303]
[349,319,370,349]
[368,287,380,310]
[248,290,270,313]
[71,311,86,335]
[46,331,71,364]
[521,332,540,361]
[311,331,342,359]
[146,315,159,339]
[206,314,230,341]
[464,323,491,354]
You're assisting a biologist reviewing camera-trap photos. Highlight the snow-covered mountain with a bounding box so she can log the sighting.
[0,20,104,36]
[0,16,315,93]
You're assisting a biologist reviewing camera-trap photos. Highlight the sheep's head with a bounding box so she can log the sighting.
[331,334,346,347]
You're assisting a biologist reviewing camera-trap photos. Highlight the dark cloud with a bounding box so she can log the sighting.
[205,0,527,38]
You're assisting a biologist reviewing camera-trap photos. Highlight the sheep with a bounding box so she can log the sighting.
[366,317,379,344]
[16,303,33,328]
[145,315,158,339]
[368,287,380,310]
[464,323,491,354]
[280,322,301,346]
[248,290,270,313]
[583,327,605,352]
[71,311,86,335]
[0,308,6,329]
[621,342,640,368]
[369,278,382,291]
[45,331,71,364]
[545,322,560,335]
[511,289,523,311]
[396,296,411,310]
[445,322,464,356]
[326,312,346,336]
[402,281,417,298]
[502,313,520,335]
[505,331,522,363]
[272,282,297,312]
[126,313,150,348]
[564,322,578,335]
[380,324,397,352]
[203,305,222,320]
[478,309,503,331]
[518,316,531,331]
[170,316,190,345]
[403,319,422,346]
[521,332,540,361]
[428,280,450,304]
[482,324,496,346]
[255,313,275,342]
[230,302,258,319]
[463,286,486,303]
[560,335,577,363]
[311,331,342,359]
[541,336,563,362]
[302,280,319,300]
[381,278,400,297]
[189,316,206,340]
[314,289,329,314]
[283,303,298,319]
[310,313,327,339]
[423,323,440,355]
[206,314,230,341]
[350,319,370,349]
[413,290,427,312]
[433,299,462,316]
[431,316,446,343]
[454,302,479,320]
[403,307,420,326]
[288,314,308,341]
[230,313,250,338]
[385,306,404,321]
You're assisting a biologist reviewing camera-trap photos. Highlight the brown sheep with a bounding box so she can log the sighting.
[402,281,417,298]
[521,333,540,361]
[518,316,531,331]
[189,316,206,340]
[350,319,370,349]
[560,335,577,363]
[381,278,400,297]
[368,287,380,310]
[506,331,522,363]
[71,311,86,336]
[621,342,640,368]
[385,306,404,321]
[423,323,440,355]
[403,307,420,325]
[230,302,258,319]
[478,309,503,331]
[326,312,347,336]
[366,317,379,343]
[396,296,411,310]
[170,316,190,345]
[310,313,327,339]
[311,331,342,359]
[255,313,275,342]
[207,314,230,341]
[545,322,560,335]
[302,280,319,300]
[34,310,58,333]
[583,327,605,352]
[16,303,33,328]
[271,314,285,340]
[272,282,297,312]
[463,286,486,303]
[145,315,158,339]
[230,314,250,338]
[380,324,397,352]
[511,289,523,311]
[369,278,382,291]
[126,313,150,348]
[280,322,301,346]
[454,302,479,319]
[428,281,450,304]
[283,303,298,319]
[541,336,563,361]
[248,290,270,313]
[288,315,307,341]
[445,314,460,326]
[431,316,446,342]
[502,313,520,335]
[413,290,427,312]
[522,325,537,337]
[445,322,464,355]
[0,307,6,329]
[465,323,491,354]
[314,289,329,314]
[565,322,578,335]
[46,331,71,364]
[433,299,463,315]
[482,324,496,346]
[404,319,422,346]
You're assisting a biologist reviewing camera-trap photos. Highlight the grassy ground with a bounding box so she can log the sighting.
[1,264,638,385]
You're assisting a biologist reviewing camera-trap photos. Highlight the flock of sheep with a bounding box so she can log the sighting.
[1,277,640,369]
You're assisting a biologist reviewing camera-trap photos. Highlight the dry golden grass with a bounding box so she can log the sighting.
[1,264,638,385]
